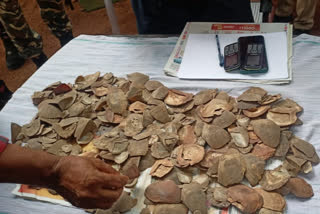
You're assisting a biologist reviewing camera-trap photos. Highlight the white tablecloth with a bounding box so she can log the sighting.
[1,34,320,214]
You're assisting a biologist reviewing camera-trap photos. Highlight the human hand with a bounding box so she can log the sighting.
[52,156,129,209]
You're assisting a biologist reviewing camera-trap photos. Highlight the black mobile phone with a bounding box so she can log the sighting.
[238,36,268,73]
[224,42,240,72]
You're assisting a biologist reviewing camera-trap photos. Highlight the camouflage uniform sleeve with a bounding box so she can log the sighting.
[36,0,72,39]
[0,0,43,59]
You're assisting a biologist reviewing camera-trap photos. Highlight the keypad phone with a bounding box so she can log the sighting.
[224,42,240,72]
[223,36,268,74]
[238,36,268,74]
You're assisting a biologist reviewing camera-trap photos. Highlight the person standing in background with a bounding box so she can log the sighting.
[0,0,73,70]
[274,0,318,35]
[260,0,274,22]
[131,0,254,34]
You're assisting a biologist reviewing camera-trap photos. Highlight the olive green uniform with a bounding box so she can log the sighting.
[0,0,72,59]
[275,0,317,30]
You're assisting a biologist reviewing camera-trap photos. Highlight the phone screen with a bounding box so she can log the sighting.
[247,55,260,66]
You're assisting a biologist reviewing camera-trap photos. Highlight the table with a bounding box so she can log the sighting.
[1,34,320,214]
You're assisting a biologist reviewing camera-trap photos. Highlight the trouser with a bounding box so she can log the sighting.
[275,0,317,30]
[260,0,273,13]
[131,0,254,34]
[0,0,72,58]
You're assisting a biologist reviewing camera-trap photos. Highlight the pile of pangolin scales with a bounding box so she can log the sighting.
[12,72,319,214]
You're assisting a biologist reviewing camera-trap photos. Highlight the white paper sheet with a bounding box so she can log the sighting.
[178,32,288,80]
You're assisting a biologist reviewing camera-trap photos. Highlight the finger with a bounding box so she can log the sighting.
[93,201,114,210]
[96,173,128,189]
[97,188,123,202]
[54,187,78,206]
[77,199,114,209]
[91,158,120,174]
[59,188,118,209]
[119,174,129,185]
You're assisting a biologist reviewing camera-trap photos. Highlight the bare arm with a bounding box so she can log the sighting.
[0,143,59,185]
[0,143,129,209]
